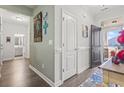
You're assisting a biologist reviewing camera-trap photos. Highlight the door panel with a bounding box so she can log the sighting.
[62,10,77,81]
[90,25,101,68]
[66,19,75,51]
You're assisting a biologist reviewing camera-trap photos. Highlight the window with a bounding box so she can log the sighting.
[107,30,120,47]
[14,34,24,47]
[103,28,121,61]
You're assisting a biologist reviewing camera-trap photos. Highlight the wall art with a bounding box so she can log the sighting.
[82,24,88,38]
[34,12,42,42]
[43,12,48,35]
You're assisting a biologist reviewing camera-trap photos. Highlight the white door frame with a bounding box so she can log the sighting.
[61,9,78,82]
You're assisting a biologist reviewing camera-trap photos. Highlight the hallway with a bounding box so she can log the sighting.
[0,59,50,87]
[0,5,124,87]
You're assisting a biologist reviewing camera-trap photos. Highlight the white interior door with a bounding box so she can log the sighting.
[0,16,3,64]
[62,10,77,81]
[0,16,3,78]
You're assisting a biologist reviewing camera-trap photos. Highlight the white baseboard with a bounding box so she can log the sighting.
[55,80,63,87]
[29,65,55,87]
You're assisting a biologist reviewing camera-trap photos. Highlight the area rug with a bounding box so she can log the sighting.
[79,68,121,87]
[80,68,103,87]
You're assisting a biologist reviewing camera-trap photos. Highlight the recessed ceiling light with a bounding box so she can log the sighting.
[101,7,109,11]
[99,5,109,11]
[16,17,23,21]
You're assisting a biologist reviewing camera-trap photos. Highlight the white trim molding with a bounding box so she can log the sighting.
[55,80,63,87]
[77,46,90,74]
[29,65,55,87]
[77,47,90,51]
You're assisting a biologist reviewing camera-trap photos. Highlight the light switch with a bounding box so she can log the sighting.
[49,40,53,45]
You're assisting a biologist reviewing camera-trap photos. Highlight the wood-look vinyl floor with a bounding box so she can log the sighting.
[0,59,93,87]
[61,68,93,87]
[0,59,50,87]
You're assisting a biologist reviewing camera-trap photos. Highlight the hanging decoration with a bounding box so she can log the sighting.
[112,30,124,64]
[82,24,88,38]
[43,12,48,35]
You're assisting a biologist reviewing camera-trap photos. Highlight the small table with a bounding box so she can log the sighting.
[99,59,124,87]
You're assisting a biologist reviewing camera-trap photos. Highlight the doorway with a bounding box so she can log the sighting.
[62,10,77,81]
[14,34,24,59]
[0,8,30,61]
[0,8,30,81]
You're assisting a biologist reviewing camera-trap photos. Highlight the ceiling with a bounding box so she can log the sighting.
[25,5,38,10]
[0,8,30,25]
[80,5,124,17]
[0,5,124,25]
[22,5,124,18]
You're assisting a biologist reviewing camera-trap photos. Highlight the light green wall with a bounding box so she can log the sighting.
[30,5,55,82]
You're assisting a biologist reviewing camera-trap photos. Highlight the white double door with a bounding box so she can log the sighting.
[62,10,77,81]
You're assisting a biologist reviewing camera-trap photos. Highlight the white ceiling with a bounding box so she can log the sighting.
[25,5,38,10]
[0,5,124,25]
[79,5,124,17]
[0,8,30,25]
[17,5,124,18]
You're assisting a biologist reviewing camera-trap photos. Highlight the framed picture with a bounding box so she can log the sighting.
[82,24,88,38]
[34,12,43,42]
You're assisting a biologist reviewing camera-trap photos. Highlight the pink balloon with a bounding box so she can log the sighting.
[117,50,124,60]
[117,35,124,44]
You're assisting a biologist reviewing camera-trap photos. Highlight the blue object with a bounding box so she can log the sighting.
[43,20,48,35]
[43,12,48,35]
[90,70,103,84]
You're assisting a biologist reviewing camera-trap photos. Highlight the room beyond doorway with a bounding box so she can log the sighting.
[0,8,30,62]
[14,34,24,59]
